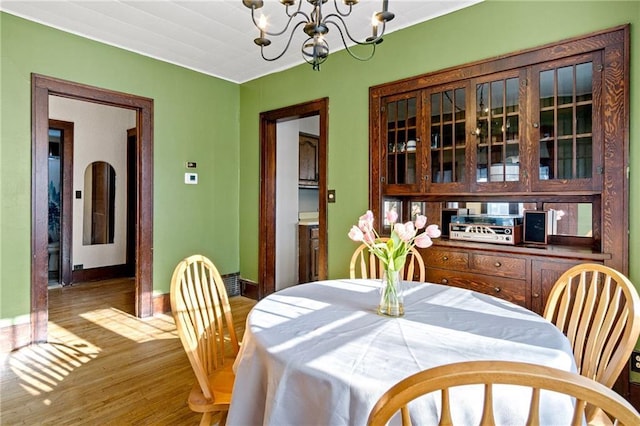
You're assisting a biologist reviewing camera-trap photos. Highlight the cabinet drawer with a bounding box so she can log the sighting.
[426,269,526,307]
[470,254,526,280]
[423,248,468,270]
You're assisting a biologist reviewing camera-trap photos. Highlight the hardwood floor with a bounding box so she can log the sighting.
[0,278,256,425]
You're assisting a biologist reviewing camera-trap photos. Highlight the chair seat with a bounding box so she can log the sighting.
[187,357,236,413]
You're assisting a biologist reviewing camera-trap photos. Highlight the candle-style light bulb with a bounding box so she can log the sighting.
[371,13,379,38]
[258,14,267,36]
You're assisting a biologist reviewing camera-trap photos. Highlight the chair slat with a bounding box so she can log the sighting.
[479,384,495,426]
[525,387,540,426]
[439,388,452,426]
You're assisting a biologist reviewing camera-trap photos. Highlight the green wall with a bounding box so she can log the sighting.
[0,13,240,323]
[239,0,640,285]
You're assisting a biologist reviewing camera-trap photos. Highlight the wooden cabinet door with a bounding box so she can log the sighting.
[298,225,319,283]
[528,53,604,192]
[380,91,423,194]
[424,83,470,194]
[299,133,319,186]
[469,70,527,193]
[530,258,596,315]
[310,227,319,282]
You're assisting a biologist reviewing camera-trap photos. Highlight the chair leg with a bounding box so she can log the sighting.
[219,411,228,426]
[199,412,213,426]
[200,411,227,426]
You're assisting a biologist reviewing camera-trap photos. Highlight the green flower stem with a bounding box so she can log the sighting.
[379,268,403,317]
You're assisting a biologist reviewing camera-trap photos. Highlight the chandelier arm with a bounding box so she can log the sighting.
[330,0,354,18]
[249,5,311,38]
[325,20,377,61]
[324,14,386,46]
[259,21,309,62]
[284,1,304,19]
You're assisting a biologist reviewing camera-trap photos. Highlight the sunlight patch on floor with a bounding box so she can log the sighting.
[79,308,178,343]
[8,331,99,397]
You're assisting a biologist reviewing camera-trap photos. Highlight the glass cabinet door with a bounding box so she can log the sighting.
[382,91,422,193]
[531,53,602,191]
[472,71,523,190]
[426,84,467,192]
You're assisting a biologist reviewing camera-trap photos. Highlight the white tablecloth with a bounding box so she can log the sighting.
[227,279,577,426]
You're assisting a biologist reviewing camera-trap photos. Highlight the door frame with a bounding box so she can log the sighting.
[31,74,154,343]
[258,98,328,298]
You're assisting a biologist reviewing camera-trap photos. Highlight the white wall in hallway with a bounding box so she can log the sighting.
[49,96,136,269]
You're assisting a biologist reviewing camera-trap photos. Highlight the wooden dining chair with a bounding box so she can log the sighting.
[543,263,640,391]
[349,238,425,282]
[170,254,240,426]
[367,360,640,426]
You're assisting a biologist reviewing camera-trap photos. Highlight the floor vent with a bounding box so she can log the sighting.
[222,272,240,296]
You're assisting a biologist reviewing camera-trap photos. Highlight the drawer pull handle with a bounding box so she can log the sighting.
[441,278,449,284]
[494,262,502,267]
[494,287,501,293]
[533,293,540,298]
[442,256,449,261]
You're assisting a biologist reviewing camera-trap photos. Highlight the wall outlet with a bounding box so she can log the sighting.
[631,351,640,373]
[73,264,83,271]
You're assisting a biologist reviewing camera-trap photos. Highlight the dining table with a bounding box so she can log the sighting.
[227,279,577,425]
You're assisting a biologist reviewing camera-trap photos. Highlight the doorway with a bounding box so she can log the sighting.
[47,119,73,286]
[258,98,329,298]
[31,74,154,343]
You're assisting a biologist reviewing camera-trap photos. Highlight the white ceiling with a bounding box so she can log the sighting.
[0,0,482,84]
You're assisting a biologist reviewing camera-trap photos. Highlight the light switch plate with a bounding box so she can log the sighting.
[185,172,198,184]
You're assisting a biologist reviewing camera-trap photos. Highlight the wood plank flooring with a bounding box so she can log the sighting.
[0,278,256,425]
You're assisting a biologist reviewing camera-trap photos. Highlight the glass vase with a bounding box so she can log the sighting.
[378,269,404,317]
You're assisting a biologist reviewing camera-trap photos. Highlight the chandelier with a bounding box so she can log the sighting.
[242,0,395,71]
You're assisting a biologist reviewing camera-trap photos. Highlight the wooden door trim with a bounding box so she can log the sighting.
[31,74,154,343]
[258,98,329,298]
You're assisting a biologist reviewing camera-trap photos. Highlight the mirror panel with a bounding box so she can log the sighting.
[83,161,116,245]
[431,201,593,239]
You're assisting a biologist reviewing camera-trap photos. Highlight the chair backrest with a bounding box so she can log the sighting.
[367,360,640,426]
[170,254,239,401]
[543,263,640,389]
[349,238,425,282]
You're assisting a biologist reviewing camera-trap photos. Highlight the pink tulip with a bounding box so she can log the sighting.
[414,214,427,229]
[425,224,441,238]
[385,210,398,225]
[359,220,373,233]
[360,210,374,224]
[358,210,375,232]
[363,230,376,244]
[350,210,440,257]
[348,226,364,242]
[414,232,433,248]
[394,222,415,242]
